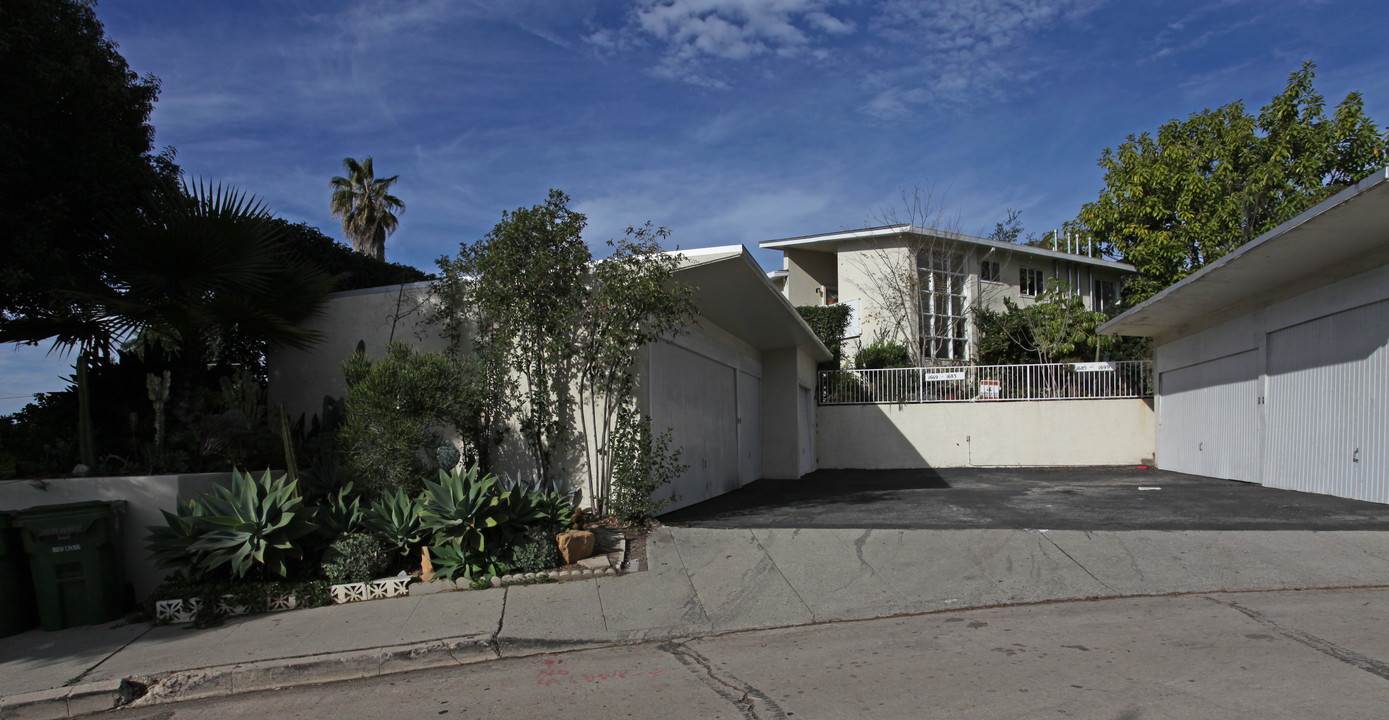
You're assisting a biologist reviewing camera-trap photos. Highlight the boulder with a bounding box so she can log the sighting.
[556,530,596,564]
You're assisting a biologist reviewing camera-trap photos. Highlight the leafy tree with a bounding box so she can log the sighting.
[1078,62,1388,304]
[330,157,405,261]
[576,225,694,513]
[978,280,1110,365]
[1,0,178,337]
[437,190,589,485]
[434,191,695,512]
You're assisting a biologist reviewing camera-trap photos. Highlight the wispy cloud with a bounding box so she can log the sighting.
[590,0,857,86]
[860,0,1107,117]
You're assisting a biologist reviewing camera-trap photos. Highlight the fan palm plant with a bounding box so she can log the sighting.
[329,156,405,261]
[0,180,335,465]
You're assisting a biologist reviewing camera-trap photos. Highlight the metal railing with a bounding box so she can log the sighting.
[818,361,1153,405]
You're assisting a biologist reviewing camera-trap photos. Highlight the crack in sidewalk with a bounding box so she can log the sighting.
[749,530,816,623]
[1036,530,1115,593]
[488,587,508,658]
[1205,595,1389,682]
[658,640,788,720]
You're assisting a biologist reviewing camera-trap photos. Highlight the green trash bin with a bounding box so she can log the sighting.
[15,501,126,631]
[0,511,39,636]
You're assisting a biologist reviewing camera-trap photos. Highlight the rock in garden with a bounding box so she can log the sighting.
[557,530,596,564]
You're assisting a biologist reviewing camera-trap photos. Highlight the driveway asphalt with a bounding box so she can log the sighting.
[659,466,1389,531]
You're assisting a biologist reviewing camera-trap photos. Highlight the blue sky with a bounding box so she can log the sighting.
[4,0,1388,414]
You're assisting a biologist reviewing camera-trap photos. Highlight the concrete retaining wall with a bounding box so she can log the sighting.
[817,399,1155,469]
[0,472,232,601]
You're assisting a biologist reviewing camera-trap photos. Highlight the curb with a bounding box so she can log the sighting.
[0,634,498,720]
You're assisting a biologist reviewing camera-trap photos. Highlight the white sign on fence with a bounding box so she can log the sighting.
[923,370,966,382]
[1073,362,1116,373]
[979,379,1000,400]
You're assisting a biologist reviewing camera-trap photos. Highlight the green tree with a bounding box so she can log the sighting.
[330,157,405,261]
[1,0,178,363]
[576,225,694,513]
[434,191,695,511]
[979,281,1110,365]
[1078,62,1388,304]
[436,189,590,485]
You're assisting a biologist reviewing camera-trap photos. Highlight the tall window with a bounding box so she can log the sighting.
[1093,279,1117,312]
[1019,268,1044,297]
[919,249,968,361]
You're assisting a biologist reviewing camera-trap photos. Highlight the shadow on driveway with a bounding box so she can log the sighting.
[659,466,1389,531]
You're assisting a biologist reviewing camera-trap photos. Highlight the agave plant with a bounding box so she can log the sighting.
[190,469,318,579]
[317,482,365,536]
[365,488,423,557]
[418,464,510,554]
[428,537,509,581]
[145,499,209,579]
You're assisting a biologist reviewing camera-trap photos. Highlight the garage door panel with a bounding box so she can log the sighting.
[1266,298,1389,503]
[1157,350,1260,482]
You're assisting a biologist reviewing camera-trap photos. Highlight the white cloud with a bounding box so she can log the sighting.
[592,0,857,85]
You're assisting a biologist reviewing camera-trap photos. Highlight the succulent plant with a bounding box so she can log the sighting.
[190,469,318,579]
[365,488,423,556]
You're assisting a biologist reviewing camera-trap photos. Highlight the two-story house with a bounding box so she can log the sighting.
[762,224,1137,364]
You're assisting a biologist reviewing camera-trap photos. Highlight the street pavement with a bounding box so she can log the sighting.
[101,587,1389,719]
[4,524,1389,718]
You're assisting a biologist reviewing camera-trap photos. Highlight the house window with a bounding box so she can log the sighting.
[980,260,1001,283]
[1093,280,1117,312]
[1019,268,1044,297]
[919,249,968,361]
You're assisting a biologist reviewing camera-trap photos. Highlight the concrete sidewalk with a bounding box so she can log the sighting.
[5,527,1389,718]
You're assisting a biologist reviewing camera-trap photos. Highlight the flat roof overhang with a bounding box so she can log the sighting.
[1100,167,1389,339]
[676,246,833,363]
[760,224,1136,273]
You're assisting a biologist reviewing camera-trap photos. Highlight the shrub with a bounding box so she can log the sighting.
[797,304,853,367]
[338,341,479,496]
[511,532,561,573]
[321,532,392,585]
[854,334,913,369]
[607,406,686,525]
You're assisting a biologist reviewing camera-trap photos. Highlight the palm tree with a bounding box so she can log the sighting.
[329,157,405,261]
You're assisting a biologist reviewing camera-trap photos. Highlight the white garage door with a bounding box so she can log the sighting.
[1157,349,1261,482]
[1265,298,1389,503]
[650,341,744,512]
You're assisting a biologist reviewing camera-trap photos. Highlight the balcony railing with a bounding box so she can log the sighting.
[818,361,1153,405]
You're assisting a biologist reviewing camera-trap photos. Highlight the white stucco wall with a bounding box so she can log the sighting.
[784,249,837,307]
[816,399,1155,469]
[0,472,233,601]
[268,282,445,421]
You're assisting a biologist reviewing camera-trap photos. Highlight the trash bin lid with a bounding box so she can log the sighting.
[14,500,119,538]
